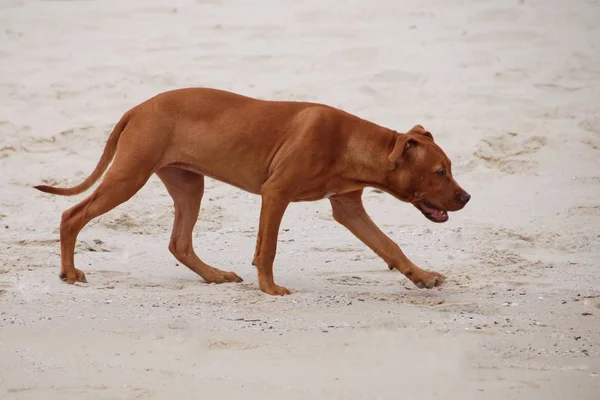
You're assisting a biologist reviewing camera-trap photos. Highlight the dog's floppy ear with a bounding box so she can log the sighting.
[409,124,433,140]
[388,134,417,164]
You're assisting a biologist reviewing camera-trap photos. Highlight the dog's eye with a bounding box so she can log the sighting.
[435,170,446,178]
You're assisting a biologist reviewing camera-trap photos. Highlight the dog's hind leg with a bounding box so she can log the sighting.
[58,155,155,284]
[157,167,243,284]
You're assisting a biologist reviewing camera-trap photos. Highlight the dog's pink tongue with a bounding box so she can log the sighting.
[420,203,448,221]
[422,205,448,221]
[431,209,448,221]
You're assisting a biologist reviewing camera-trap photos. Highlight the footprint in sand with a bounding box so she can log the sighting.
[326,275,382,287]
[0,281,12,296]
[76,239,115,253]
[36,176,80,189]
[579,118,600,150]
[473,132,547,174]
[2,125,102,159]
[14,236,119,255]
[488,227,594,254]
[568,205,600,217]
[99,203,230,235]
[580,117,600,135]
[581,138,600,151]
[12,238,60,247]
[368,292,449,308]
[0,145,17,159]
[472,248,544,273]
[198,205,232,231]
[99,211,173,235]
[573,175,600,184]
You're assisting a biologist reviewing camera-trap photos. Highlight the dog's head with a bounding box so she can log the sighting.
[385,125,470,223]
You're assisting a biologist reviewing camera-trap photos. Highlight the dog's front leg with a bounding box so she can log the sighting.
[330,190,445,289]
[254,188,292,295]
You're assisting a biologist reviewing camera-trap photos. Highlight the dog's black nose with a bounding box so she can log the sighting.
[458,191,471,205]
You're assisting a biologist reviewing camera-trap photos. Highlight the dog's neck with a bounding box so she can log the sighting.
[340,125,397,187]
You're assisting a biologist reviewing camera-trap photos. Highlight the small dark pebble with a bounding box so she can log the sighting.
[562,300,567,304]
[575,336,582,340]
[582,312,593,316]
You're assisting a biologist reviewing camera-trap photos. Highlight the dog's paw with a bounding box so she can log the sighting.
[204,268,243,284]
[413,271,445,289]
[260,283,292,296]
[59,268,87,284]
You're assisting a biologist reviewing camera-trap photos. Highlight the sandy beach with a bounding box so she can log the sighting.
[1,0,599,398]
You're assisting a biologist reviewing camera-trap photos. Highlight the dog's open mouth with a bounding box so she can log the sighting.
[416,201,449,223]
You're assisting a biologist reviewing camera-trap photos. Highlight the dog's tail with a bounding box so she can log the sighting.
[34,111,130,196]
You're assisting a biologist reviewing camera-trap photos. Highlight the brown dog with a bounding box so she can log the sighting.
[35,88,470,295]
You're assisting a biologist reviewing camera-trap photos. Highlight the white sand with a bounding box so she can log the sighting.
[1,0,599,398]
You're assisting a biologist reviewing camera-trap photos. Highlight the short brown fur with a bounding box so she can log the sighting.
[35,88,470,295]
